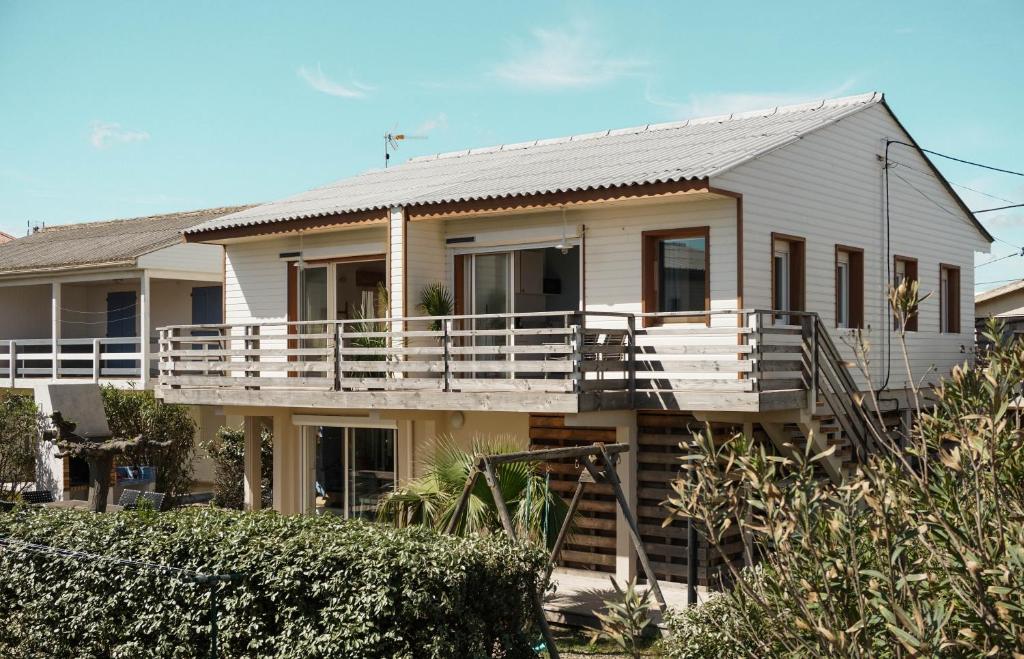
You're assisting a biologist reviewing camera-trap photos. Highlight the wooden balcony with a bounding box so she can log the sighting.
[1,338,151,387]
[155,310,812,413]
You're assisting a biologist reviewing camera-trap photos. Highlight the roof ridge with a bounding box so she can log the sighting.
[406,91,882,164]
[38,204,255,233]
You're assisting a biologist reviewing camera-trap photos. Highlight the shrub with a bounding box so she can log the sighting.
[101,386,197,501]
[0,392,39,499]
[589,576,655,659]
[0,506,547,658]
[202,425,272,509]
[661,585,767,658]
[665,317,1024,656]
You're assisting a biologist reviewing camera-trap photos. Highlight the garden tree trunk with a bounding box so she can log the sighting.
[88,453,114,513]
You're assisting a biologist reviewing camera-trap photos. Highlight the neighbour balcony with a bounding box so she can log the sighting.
[1,338,153,387]
[156,310,815,414]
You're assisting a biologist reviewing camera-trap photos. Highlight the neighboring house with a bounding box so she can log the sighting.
[975,279,1024,319]
[0,231,13,244]
[155,92,991,586]
[0,206,248,499]
[975,278,1024,341]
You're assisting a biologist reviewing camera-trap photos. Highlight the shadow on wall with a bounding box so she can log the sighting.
[34,436,61,496]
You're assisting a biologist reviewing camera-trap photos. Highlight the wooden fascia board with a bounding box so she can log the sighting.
[405,178,711,221]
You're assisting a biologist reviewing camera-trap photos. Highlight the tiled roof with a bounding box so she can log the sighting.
[188,92,885,235]
[0,206,249,275]
[976,279,1024,304]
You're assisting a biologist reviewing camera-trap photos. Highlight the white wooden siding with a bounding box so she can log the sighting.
[714,103,989,388]
[138,242,224,278]
[437,195,738,328]
[223,226,388,326]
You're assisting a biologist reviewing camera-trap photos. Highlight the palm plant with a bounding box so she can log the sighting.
[417,282,454,332]
[377,434,571,550]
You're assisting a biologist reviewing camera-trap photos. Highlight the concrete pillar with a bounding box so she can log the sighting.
[271,411,303,515]
[242,416,262,511]
[615,419,638,583]
[140,272,150,388]
[298,426,316,515]
[51,282,61,379]
[397,419,416,485]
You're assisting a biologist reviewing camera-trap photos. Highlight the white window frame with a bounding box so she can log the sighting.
[836,260,850,328]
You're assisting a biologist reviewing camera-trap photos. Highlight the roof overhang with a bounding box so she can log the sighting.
[185,208,389,243]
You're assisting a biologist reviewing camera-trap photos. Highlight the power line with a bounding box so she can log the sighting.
[976,277,1024,286]
[975,203,1024,214]
[975,251,1023,268]
[888,158,1021,206]
[888,169,1024,252]
[887,140,1024,177]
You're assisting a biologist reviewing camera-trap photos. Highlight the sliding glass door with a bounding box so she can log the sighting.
[312,426,396,519]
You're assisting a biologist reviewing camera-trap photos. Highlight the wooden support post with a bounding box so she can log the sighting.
[8,340,16,386]
[140,271,150,387]
[543,478,586,585]
[481,458,560,659]
[445,467,480,535]
[626,314,637,407]
[581,452,668,613]
[243,417,263,512]
[92,338,102,383]
[442,318,452,392]
[51,281,61,379]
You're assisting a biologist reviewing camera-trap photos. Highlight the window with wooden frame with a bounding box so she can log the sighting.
[893,255,919,331]
[939,264,961,334]
[642,227,709,325]
[834,245,864,329]
[771,233,805,320]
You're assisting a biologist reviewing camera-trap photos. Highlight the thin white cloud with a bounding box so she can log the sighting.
[415,113,448,134]
[89,121,150,149]
[492,21,645,90]
[645,80,859,119]
[297,64,372,99]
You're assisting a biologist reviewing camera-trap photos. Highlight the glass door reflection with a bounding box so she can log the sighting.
[314,426,396,519]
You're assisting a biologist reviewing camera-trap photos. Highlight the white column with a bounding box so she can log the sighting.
[242,417,262,511]
[271,411,302,515]
[388,205,405,359]
[140,272,151,387]
[51,282,61,379]
[615,419,638,583]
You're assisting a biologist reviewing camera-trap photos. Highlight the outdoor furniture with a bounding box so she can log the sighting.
[117,489,142,509]
[20,490,55,505]
[138,491,166,511]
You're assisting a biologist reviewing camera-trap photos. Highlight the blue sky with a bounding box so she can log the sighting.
[1,1,1022,289]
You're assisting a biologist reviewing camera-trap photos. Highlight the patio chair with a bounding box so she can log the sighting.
[117,489,142,509]
[20,490,55,505]
[138,491,166,511]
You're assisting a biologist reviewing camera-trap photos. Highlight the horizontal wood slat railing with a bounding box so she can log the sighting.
[0,337,153,384]
[155,309,817,407]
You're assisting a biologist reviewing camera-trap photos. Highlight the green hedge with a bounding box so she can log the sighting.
[0,506,546,658]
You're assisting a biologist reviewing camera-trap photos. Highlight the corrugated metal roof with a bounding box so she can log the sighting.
[189,92,884,235]
[976,279,1024,304]
[0,206,250,275]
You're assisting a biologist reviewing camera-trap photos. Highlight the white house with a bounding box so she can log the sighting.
[154,92,990,587]
[0,206,246,499]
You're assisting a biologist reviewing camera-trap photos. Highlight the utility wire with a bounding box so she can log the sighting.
[887,158,1021,206]
[976,277,1024,286]
[887,140,1024,177]
[975,203,1024,214]
[976,252,1023,268]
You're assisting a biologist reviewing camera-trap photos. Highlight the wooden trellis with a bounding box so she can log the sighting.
[445,442,667,659]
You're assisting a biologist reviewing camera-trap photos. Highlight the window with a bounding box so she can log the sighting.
[835,245,864,328]
[893,256,919,331]
[642,227,709,324]
[940,264,960,333]
[771,234,805,322]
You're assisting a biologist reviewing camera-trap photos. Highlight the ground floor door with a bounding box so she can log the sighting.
[310,425,396,519]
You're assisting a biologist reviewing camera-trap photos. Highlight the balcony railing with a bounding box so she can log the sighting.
[157,310,813,409]
[0,338,150,384]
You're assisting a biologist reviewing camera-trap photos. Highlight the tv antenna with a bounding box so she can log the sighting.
[384,131,427,168]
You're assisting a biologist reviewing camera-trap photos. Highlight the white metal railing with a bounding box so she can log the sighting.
[157,310,813,407]
[0,337,153,384]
